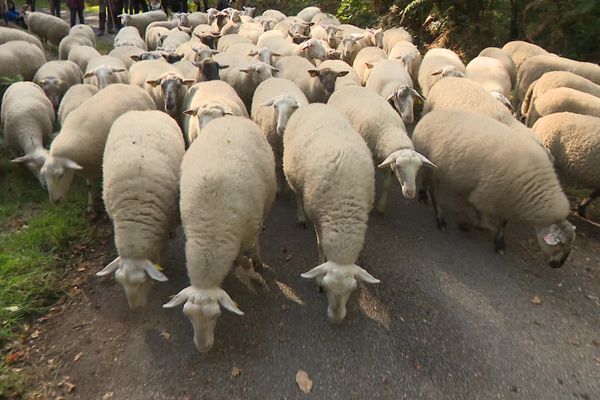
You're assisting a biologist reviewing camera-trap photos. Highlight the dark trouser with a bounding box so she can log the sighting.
[69,6,84,26]
[50,0,60,16]
[111,0,123,29]
[99,0,113,32]
[26,0,35,11]
[127,0,148,14]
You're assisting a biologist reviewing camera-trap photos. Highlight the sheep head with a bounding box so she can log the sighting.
[378,148,435,199]
[36,77,64,109]
[97,257,168,309]
[12,147,50,189]
[163,286,243,352]
[40,154,82,204]
[307,68,349,97]
[301,261,379,323]
[385,85,424,124]
[146,73,195,114]
[535,221,576,268]
[260,94,301,135]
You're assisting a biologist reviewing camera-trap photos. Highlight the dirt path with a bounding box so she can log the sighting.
[23,183,600,399]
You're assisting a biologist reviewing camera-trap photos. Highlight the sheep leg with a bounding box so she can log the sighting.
[251,239,263,271]
[86,180,101,218]
[578,189,600,218]
[314,223,325,293]
[429,179,446,230]
[493,220,508,255]
[296,195,307,228]
[376,169,393,214]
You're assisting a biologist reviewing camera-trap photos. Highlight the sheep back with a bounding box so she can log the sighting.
[58,84,99,126]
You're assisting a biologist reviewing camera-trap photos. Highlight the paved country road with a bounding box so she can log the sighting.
[30,183,600,399]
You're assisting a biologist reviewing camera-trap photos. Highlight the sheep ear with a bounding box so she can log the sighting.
[163,288,190,308]
[272,52,282,57]
[111,67,126,73]
[260,97,277,106]
[543,232,560,246]
[183,107,198,116]
[270,67,280,73]
[62,158,83,170]
[410,88,425,102]
[247,49,258,56]
[365,62,374,69]
[96,257,121,276]
[143,261,168,282]
[83,70,96,78]
[238,67,251,73]
[430,69,443,76]
[218,291,244,315]
[336,70,350,77]
[300,263,329,279]
[130,55,141,61]
[146,79,162,87]
[191,60,200,67]
[417,152,436,168]
[36,79,46,85]
[182,79,196,85]
[350,33,365,40]
[353,265,380,284]
[378,152,397,168]
[307,69,319,77]
[219,64,229,69]
[11,154,35,163]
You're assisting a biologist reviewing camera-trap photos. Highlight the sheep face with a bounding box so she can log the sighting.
[131,52,163,62]
[301,262,379,323]
[36,77,63,109]
[324,25,340,48]
[242,6,255,17]
[260,94,300,135]
[535,221,576,268]
[118,14,132,26]
[386,85,424,124]
[366,28,383,49]
[147,73,195,114]
[429,65,465,89]
[184,104,232,142]
[11,148,50,189]
[193,48,219,62]
[40,155,82,204]
[84,65,127,89]
[307,68,349,97]
[288,23,312,44]
[194,32,221,49]
[248,47,280,66]
[258,18,275,31]
[173,12,190,27]
[96,257,168,309]
[299,39,327,62]
[163,286,243,352]
[339,34,364,63]
[240,62,278,83]
[192,58,228,81]
[378,149,436,199]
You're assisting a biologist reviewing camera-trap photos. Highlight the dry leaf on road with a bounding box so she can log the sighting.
[73,352,84,362]
[231,366,242,377]
[296,369,313,394]
[102,392,114,400]
[160,330,171,341]
[531,296,542,305]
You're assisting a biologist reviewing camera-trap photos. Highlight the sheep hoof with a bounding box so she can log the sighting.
[494,240,506,255]
[436,217,447,231]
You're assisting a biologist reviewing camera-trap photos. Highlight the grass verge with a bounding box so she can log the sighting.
[0,140,93,398]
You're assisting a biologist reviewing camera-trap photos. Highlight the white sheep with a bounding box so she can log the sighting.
[114,26,148,50]
[118,10,168,37]
[388,40,421,82]
[365,59,422,124]
[220,9,242,35]
[317,59,360,90]
[69,24,96,46]
[84,55,129,89]
[413,108,575,267]
[337,31,369,65]
[417,47,466,96]
[310,23,341,49]
[283,103,379,323]
[57,84,99,126]
[68,45,102,73]
[328,85,435,213]
[163,116,275,352]
[0,26,44,49]
[0,40,46,81]
[129,60,195,120]
[310,12,340,27]
[382,27,412,54]
[262,9,286,23]
[251,77,308,192]
[108,45,145,69]
[502,40,547,71]
[532,112,600,217]
[160,28,190,51]
[238,22,264,44]
[24,11,70,47]
[58,34,94,60]
[41,84,155,214]
[33,60,83,109]
[479,46,516,88]
[192,24,220,49]
[217,33,252,52]
[96,110,185,309]
[517,54,600,105]
[352,46,387,85]
[182,80,248,144]
[526,87,600,126]
[521,71,600,124]
[145,26,170,50]
[1,82,54,187]
[466,56,512,100]
[146,19,179,31]
[186,11,209,28]
[297,6,321,22]
[174,59,199,80]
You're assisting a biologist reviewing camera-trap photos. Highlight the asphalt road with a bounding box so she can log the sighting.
[33,181,600,400]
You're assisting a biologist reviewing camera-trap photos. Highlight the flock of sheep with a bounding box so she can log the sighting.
[1,4,599,353]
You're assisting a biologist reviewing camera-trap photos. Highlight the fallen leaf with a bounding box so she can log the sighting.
[160,330,171,341]
[30,330,40,339]
[531,296,542,305]
[73,352,84,362]
[231,366,242,377]
[296,369,312,394]
[64,381,76,393]
[594,356,600,364]
[102,392,114,400]
[5,350,25,366]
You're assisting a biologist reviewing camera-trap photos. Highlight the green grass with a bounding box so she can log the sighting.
[0,139,93,397]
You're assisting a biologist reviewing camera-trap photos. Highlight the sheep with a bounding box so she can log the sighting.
[337,32,369,65]
[328,86,435,213]
[382,27,412,54]
[41,84,155,214]
[517,54,600,105]
[238,22,264,44]
[317,59,360,90]
[163,116,275,353]
[118,10,168,37]
[114,26,147,50]
[69,24,96,46]
[108,46,146,69]
[412,108,575,267]
[254,15,277,31]
[275,18,311,44]
[174,60,198,81]
[466,56,512,99]
[310,23,341,49]
[84,56,129,89]
[192,57,228,81]
[365,59,422,124]
[262,9,286,23]
[58,34,95,61]
[417,48,466,96]
[297,6,321,23]
[96,110,185,309]
[24,11,70,47]
[160,28,191,51]
[297,38,330,63]
[521,71,600,124]
[146,19,179,31]
[182,80,248,144]
[352,46,387,85]
[479,46,516,88]
[233,45,280,66]
[0,26,43,50]
[217,33,252,52]
[251,77,308,192]
[145,26,170,50]
[186,12,209,28]
[532,112,600,217]
[388,40,421,81]
[220,9,242,35]
[68,45,102,73]
[502,40,547,71]
[33,60,83,109]
[256,33,297,57]
[310,12,340,27]
[0,40,46,81]
[283,103,379,322]
[129,60,195,119]
[57,84,99,126]
[241,6,255,17]
[526,87,600,126]
[1,82,54,188]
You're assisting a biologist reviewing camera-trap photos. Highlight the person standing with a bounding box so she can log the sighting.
[67,0,84,26]
[98,0,113,35]
[50,0,61,16]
